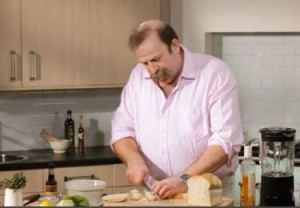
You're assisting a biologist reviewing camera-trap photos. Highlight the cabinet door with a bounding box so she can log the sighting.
[44,165,113,194]
[0,0,22,89]
[0,169,44,198]
[21,0,90,89]
[90,0,161,87]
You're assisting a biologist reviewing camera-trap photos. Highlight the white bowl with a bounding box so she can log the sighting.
[49,140,71,153]
[65,179,107,206]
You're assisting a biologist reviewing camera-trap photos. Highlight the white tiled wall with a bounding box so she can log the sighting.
[0,89,122,151]
[212,34,300,141]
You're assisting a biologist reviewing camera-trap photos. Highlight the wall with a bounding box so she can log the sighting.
[0,89,121,151]
[176,0,300,53]
[169,0,300,140]
[212,34,300,140]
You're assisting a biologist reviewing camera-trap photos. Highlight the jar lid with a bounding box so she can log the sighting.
[260,127,296,141]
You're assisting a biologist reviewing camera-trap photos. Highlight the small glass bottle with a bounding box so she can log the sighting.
[45,163,57,197]
[64,110,75,150]
[78,114,85,154]
[240,145,256,206]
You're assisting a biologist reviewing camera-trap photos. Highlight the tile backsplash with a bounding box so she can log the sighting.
[212,34,300,141]
[0,88,122,151]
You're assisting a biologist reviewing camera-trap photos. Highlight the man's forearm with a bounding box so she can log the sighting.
[184,145,228,176]
[112,137,146,166]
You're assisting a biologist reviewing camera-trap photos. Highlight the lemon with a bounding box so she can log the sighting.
[39,200,53,206]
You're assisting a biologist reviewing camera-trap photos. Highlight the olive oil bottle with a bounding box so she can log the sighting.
[240,145,256,206]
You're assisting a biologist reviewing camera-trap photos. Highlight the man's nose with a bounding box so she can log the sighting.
[148,62,159,74]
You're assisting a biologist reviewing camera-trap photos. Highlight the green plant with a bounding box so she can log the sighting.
[3,172,26,191]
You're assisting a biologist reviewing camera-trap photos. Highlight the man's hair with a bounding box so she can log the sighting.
[128,21,179,53]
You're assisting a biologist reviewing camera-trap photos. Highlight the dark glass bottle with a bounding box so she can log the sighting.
[45,163,57,197]
[64,110,75,150]
[78,114,85,154]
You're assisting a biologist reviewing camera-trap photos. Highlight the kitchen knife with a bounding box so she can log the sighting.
[23,193,41,206]
[144,176,161,201]
[144,175,157,191]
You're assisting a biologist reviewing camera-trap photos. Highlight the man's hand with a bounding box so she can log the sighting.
[152,176,188,199]
[126,162,150,186]
[112,137,150,186]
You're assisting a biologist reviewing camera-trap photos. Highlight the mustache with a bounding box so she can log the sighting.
[151,68,173,81]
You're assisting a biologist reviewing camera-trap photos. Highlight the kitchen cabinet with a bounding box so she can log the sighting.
[0,0,22,89]
[0,169,44,206]
[21,0,90,89]
[89,0,162,86]
[0,0,167,91]
[0,163,132,205]
[44,165,113,195]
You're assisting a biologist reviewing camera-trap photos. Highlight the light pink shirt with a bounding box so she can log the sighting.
[111,47,243,180]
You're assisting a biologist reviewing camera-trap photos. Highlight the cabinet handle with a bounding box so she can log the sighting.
[29,51,37,81]
[10,51,18,81]
[64,174,95,182]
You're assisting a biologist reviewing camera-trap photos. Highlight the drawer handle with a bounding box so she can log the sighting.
[64,174,95,182]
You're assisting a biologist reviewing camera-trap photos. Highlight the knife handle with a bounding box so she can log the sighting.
[23,193,41,206]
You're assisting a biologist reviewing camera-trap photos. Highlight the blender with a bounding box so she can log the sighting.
[259,127,296,206]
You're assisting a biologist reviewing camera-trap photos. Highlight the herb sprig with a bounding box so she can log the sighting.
[3,172,26,191]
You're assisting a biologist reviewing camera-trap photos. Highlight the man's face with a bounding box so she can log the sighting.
[134,32,182,86]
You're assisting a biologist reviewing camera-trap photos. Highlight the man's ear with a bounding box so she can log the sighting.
[171,39,181,53]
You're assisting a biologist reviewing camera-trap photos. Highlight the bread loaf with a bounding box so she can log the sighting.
[187,173,223,206]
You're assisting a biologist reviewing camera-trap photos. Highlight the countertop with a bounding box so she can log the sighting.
[2,145,300,172]
[0,146,122,171]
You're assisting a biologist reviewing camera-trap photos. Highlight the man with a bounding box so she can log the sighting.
[111,20,243,199]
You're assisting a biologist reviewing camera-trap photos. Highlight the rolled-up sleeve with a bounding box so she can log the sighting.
[111,71,136,148]
[207,62,244,160]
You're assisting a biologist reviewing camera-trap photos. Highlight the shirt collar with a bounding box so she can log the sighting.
[141,45,197,80]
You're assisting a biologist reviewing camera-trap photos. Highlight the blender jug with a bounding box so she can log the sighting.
[259,127,295,206]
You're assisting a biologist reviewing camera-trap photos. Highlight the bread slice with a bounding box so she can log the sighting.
[187,173,223,206]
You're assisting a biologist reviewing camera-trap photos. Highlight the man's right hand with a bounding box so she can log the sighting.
[126,162,150,186]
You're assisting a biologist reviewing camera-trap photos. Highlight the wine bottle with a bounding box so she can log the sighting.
[78,114,85,154]
[64,110,75,150]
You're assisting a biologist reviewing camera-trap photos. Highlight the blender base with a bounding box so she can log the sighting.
[259,174,294,206]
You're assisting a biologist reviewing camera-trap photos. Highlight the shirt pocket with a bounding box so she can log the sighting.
[178,107,210,142]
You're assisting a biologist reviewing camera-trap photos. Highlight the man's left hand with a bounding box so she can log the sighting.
[152,176,188,199]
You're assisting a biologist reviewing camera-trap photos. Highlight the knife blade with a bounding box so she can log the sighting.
[144,176,162,201]
[144,175,157,191]
[23,193,41,206]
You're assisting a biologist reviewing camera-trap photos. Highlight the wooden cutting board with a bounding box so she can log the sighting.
[104,197,234,207]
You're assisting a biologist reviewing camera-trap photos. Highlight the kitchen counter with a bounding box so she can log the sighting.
[3,145,300,172]
[0,146,122,171]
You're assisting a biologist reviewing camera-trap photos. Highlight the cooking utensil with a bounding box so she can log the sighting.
[144,175,156,191]
[23,194,40,206]
[40,129,60,141]
[143,176,161,201]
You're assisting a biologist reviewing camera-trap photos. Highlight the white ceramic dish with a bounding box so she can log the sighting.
[49,140,71,153]
[65,179,106,206]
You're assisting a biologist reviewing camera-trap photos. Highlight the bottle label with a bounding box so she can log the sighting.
[45,185,57,197]
[78,132,84,140]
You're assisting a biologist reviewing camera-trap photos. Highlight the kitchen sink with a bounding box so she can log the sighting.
[0,154,28,164]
